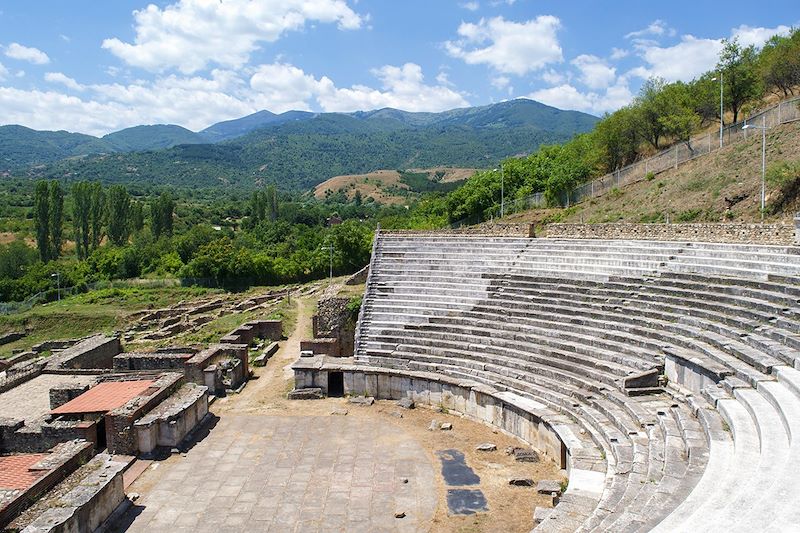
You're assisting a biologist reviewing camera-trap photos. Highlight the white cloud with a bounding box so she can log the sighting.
[610,47,629,60]
[436,71,453,86]
[630,35,722,82]
[628,24,790,83]
[571,54,616,89]
[491,75,510,90]
[731,24,791,47]
[59,34,71,43]
[249,63,323,113]
[445,15,562,75]
[528,79,633,115]
[541,68,566,85]
[625,20,675,40]
[0,62,7,80]
[102,0,364,74]
[0,62,467,135]
[4,43,50,65]
[459,1,480,11]
[316,63,469,112]
[44,72,84,91]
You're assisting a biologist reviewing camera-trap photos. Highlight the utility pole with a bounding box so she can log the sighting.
[712,73,724,148]
[51,272,61,301]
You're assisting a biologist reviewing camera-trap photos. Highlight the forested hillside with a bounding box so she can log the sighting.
[5,99,597,190]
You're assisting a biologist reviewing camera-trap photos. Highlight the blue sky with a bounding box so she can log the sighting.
[0,0,795,135]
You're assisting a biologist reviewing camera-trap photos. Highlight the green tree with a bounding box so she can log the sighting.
[657,82,701,148]
[249,190,267,225]
[106,185,131,246]
[150,192,175,238]
[718,38,762,123]
[267,184,279,222]
[90,182,105,251]
[130,201,145,233]
[34,180,50,262]
[593,106,640,172]
[48,180,64,259]
[759,29,800,97]
[687,74,721,126]
[71,181,92,260]
[633,77,669,150]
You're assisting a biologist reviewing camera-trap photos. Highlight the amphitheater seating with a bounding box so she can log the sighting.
[355,234,800,532]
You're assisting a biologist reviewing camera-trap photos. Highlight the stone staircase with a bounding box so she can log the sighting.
[354,234,800,532]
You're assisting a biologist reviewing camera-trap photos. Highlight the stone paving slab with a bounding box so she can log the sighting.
[113,415,437,533]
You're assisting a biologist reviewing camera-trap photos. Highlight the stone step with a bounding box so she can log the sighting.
[675,398,761,530]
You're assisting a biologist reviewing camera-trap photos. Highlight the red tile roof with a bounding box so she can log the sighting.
[0,454,47,490]
[50,380,154,415]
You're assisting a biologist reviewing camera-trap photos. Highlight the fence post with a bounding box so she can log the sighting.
[675,145,678,169]
[778,101,782,124]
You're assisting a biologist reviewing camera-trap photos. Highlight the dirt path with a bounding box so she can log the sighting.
[153,292,561,532]
[212,295,314,415]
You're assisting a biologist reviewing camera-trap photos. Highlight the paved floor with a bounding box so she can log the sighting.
[0,374,95,423]
[114,415,437,533]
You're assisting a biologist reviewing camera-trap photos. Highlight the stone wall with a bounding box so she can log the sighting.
[184,344,247,387]
[0,363,45,394]
[345,265,369,285]
[20,454,127,533]
[383,222,535,238]
[104,373,184,455]
[112,352,193,372]
[220,320,282,346]
[0,440,94,528]
[545,222,796,245]
[293,363,580,473]
[310,297,356,357]
[45,335,122,371]
[134,383,209,455]
[1,416,98,454]
[299,338,340,357]
[49,384,91,410]
[0,331,25,346]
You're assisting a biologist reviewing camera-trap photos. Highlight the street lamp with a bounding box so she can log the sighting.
[51,272,61,301]
[711,73,723,148]
[742,115,767,220]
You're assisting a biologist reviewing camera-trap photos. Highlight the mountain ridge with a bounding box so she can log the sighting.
[4,99,599,191]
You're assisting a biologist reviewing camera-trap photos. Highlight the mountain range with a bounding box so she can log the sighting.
[1,98,598,191]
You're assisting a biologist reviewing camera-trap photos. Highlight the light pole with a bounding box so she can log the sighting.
[711,73,723,148]
[51,272,61,301]
[742,115,767,220]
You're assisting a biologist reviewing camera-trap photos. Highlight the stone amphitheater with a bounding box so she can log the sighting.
[293,222,800,532]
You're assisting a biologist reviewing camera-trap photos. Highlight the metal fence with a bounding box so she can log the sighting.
[501,96,800,213]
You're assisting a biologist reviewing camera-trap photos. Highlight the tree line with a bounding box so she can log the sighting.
[443,30,800,222]
[33,181,176,261]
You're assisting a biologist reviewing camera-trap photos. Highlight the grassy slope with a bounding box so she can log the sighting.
[505,121,800,228]
[0,286,220,357]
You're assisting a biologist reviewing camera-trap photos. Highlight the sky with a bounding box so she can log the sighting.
[0,0,795,136]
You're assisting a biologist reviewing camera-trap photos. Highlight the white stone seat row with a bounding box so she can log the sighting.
[357,234,800,531]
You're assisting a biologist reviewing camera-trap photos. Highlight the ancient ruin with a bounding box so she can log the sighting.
[4,221,800,532]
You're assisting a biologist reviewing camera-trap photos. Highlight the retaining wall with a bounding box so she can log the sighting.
[545,222,796,245]
[46,335,121,370]
[383,223,535,238]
